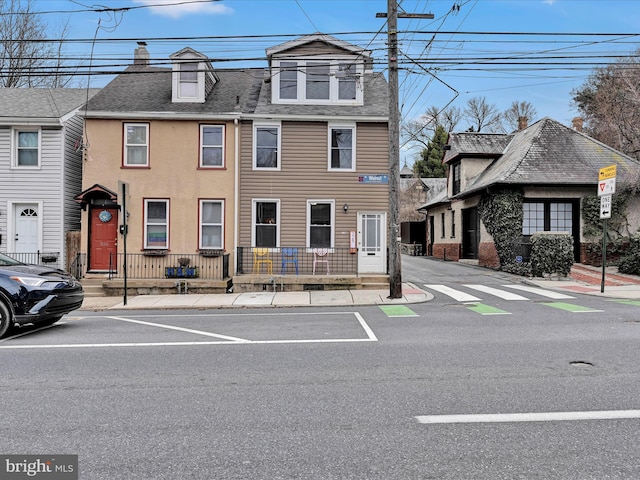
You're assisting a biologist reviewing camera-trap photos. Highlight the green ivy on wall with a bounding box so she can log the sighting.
[478,189,524,269]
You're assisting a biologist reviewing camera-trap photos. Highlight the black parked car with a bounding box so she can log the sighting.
[0,253,84,338]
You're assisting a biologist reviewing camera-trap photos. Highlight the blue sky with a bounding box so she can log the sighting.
[38,0,640,162]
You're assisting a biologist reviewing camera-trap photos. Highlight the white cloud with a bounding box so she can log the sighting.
[543,0,556,5]
[133,0,233,19]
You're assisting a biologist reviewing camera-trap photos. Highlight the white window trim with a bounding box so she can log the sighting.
[327,123,356,172]
[251,199,281,248]
[11,127,41,169]
[271,58,364,105]
[172,59,205,103]
[144,199,169,250]
[306,199,335,250]
[199,199,225,250]
[253,122,281,171]
[199,124,225,168]
[124,123,149,167]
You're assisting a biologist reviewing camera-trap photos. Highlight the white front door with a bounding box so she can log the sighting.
[357,212,386,273]
[13,203,40,253]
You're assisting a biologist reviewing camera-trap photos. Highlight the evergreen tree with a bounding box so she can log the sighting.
[412,124,448,177]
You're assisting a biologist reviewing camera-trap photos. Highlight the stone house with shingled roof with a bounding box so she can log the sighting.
[419,117,640,268]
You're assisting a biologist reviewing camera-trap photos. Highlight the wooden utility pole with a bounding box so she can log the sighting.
[387,0,402,298]
[382,1,434,298]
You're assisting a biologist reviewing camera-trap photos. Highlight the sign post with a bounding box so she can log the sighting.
[598,165,616,293]
[118,181,129,305]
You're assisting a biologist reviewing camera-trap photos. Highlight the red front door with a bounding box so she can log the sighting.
[89,207,118,271]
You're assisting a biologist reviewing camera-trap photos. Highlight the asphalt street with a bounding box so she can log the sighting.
[2,257,640,479]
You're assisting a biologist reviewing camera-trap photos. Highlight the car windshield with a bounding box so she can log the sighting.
[0,253,23,266]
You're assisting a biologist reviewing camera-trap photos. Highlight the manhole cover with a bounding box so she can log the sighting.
[570,361,594,367]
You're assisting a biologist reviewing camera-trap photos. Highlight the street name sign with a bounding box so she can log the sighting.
[599,164,617,181]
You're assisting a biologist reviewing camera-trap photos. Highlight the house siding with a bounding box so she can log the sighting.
[239,120,389,247]
[63,114,84,233]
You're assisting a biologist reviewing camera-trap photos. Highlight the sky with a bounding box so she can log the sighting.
[32,0,640,163]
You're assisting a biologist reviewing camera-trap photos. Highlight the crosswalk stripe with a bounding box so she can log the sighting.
[464,284,529,300]
[502,284,575,299]
[423,284,481,302]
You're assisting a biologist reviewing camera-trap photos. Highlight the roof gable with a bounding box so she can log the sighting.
[266,33,370,59]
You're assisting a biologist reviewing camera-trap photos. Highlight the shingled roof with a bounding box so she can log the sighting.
[84,65,263,116]
[421,117,640,209]
[0,88,99,122]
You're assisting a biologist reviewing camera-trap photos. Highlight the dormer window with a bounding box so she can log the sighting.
[272,58,364,105]
[170,48,218,103]
[178,62,198,98]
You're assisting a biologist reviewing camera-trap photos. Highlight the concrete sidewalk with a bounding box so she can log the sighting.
[526,263,640,300]
[79,283,434,311]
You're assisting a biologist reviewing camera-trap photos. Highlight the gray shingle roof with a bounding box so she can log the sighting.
[85,65,263,115]
[443,132,512,163]
[463,117,640,195]
[0,88,99,119]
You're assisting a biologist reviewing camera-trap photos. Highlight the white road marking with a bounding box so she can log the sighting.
[416,410,640,424]
[464,284,529,300]
[0,312,378,349]
[423,284,481,302]
[501,284,575,299]
[106,316,249,342]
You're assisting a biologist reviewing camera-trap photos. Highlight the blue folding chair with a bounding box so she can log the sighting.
[281,248,299,275]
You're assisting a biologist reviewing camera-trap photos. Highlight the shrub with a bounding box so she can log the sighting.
[530,232,574,277]
[617,234,640,275]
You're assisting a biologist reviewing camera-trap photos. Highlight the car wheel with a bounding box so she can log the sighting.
[0,301,13,338]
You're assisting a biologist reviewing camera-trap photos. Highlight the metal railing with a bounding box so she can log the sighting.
[105,252,230,280]
[5,251,61,269]
[236,246,359,275]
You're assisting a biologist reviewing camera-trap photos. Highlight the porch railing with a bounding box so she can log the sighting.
[106,253,230,280]
[236,246,359,276]
[5,251,61,269]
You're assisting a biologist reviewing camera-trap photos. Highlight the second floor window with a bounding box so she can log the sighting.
[144,199,168,249]
[14,129,40,167]
[254,124,280,170]
[124,123,149,167]
[452,162,461,195]
[200,125,224,168]
[329,125,355,171]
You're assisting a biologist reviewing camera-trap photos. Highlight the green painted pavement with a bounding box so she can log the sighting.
[611,300,640,307]
[379,305,419,317]
[466,303,510,315]
[541,302,603,313]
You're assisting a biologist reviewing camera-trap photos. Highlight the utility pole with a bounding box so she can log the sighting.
[380,2,433,298]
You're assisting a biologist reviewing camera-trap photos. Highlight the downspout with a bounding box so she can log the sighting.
[234,118,239,276]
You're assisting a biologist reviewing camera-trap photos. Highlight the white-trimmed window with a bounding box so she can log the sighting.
[253,200,280,248]
[144,199,169,249]
[199,200,224,249]
[124,123,149,167]
[272,59,364,105]
[253,123,281,170]
[200,125,224,168]
[307,200,334,248]
[328,124,355,171]
[179,62,198,98]
[13,128,40,167]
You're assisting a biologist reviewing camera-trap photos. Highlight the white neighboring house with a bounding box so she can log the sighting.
[0,88,98,270]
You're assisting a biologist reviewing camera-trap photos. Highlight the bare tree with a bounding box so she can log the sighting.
[402,105,461,150]
[464,96,502,132]
[502,100,538,132]
[1,0,73,87]
[573,52,640,160]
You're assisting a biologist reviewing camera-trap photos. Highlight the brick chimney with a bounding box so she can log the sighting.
[572,117,583,132]
[134,42,149,66]
[518,116,528,130]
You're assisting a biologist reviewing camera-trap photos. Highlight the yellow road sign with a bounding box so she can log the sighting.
[599,164,617,181]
